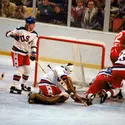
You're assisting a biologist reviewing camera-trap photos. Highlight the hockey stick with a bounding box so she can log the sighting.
[0,73,5,80]
[47,64,88,106]
[35,61,46,74]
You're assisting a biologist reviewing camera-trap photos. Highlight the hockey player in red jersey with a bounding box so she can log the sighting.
[110,30,125,64]
[85,67,123,105]
[100,49,125,103]
[6,16,38,94]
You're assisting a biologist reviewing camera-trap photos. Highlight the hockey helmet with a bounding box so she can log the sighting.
[65,63,74,74]
[25,16,36,24]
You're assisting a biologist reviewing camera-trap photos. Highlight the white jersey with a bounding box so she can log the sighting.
[39,66,67,86]
[115,49,125,65]
[7,26,38,55]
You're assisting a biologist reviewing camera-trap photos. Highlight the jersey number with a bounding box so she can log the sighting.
[118,51,125,61]
[114,32,123,43]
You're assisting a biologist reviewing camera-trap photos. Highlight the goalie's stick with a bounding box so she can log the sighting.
[0,73,5,80]
[47,64,88,106]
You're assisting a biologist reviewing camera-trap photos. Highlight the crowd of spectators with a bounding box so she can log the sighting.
[1,0,28,19]
[71,0,105,30]
[110,0,125,32]
[71,0,125,32]
[35,0,68,25]
[0,0,125,32]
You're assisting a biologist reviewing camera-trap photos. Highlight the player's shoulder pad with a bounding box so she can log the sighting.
[16,26,26,30]
[32,30,38,37]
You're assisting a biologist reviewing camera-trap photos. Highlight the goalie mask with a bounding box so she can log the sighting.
[65,63,74,75]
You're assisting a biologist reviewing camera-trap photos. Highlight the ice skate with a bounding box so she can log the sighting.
[112,89,123,99]
[86,94,95,106]
[10,86,22,94]
[100,93,108,104]
[85,99,93,106]
[21,84,31,91]
[117,90,123,99]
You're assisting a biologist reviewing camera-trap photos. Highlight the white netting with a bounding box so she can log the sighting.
[34,36,105,91]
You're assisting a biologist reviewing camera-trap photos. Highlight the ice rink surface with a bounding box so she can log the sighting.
[0,55,125,125]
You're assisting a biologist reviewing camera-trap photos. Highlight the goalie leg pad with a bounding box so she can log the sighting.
[28,93,68,104]
[28,92,36,103]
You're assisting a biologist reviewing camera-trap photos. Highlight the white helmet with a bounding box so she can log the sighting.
[65,63,74,75]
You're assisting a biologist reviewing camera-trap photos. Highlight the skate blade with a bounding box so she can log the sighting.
[10,90,22,94]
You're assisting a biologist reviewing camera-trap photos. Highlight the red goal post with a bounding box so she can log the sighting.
[34,36,106,87]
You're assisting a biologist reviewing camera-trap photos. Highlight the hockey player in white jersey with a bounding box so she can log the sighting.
[28,63,87,105]
[6,16,38,94]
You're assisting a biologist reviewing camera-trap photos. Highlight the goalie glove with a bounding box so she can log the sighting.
[65,89,73,95]
[30,51,36,61]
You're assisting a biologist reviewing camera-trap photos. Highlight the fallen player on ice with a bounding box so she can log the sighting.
[27,63,88,106]
[79,67,124,105]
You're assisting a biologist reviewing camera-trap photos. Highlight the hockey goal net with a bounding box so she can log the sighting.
[33,36,105,91]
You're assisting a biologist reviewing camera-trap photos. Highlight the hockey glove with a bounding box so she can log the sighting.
[30,52,36,61]
[6,31,20,41]
[5,30,11,37]
[30,56,36,61]
[65,89,72,94]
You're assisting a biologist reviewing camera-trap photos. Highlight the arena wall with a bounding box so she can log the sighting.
[0,17,116,67]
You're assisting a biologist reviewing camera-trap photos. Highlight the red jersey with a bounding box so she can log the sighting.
[87,67,112,94]
[113,30,125,46]
[110,30,125,64]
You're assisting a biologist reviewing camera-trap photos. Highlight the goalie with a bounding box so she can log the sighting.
[28,63,86,105]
